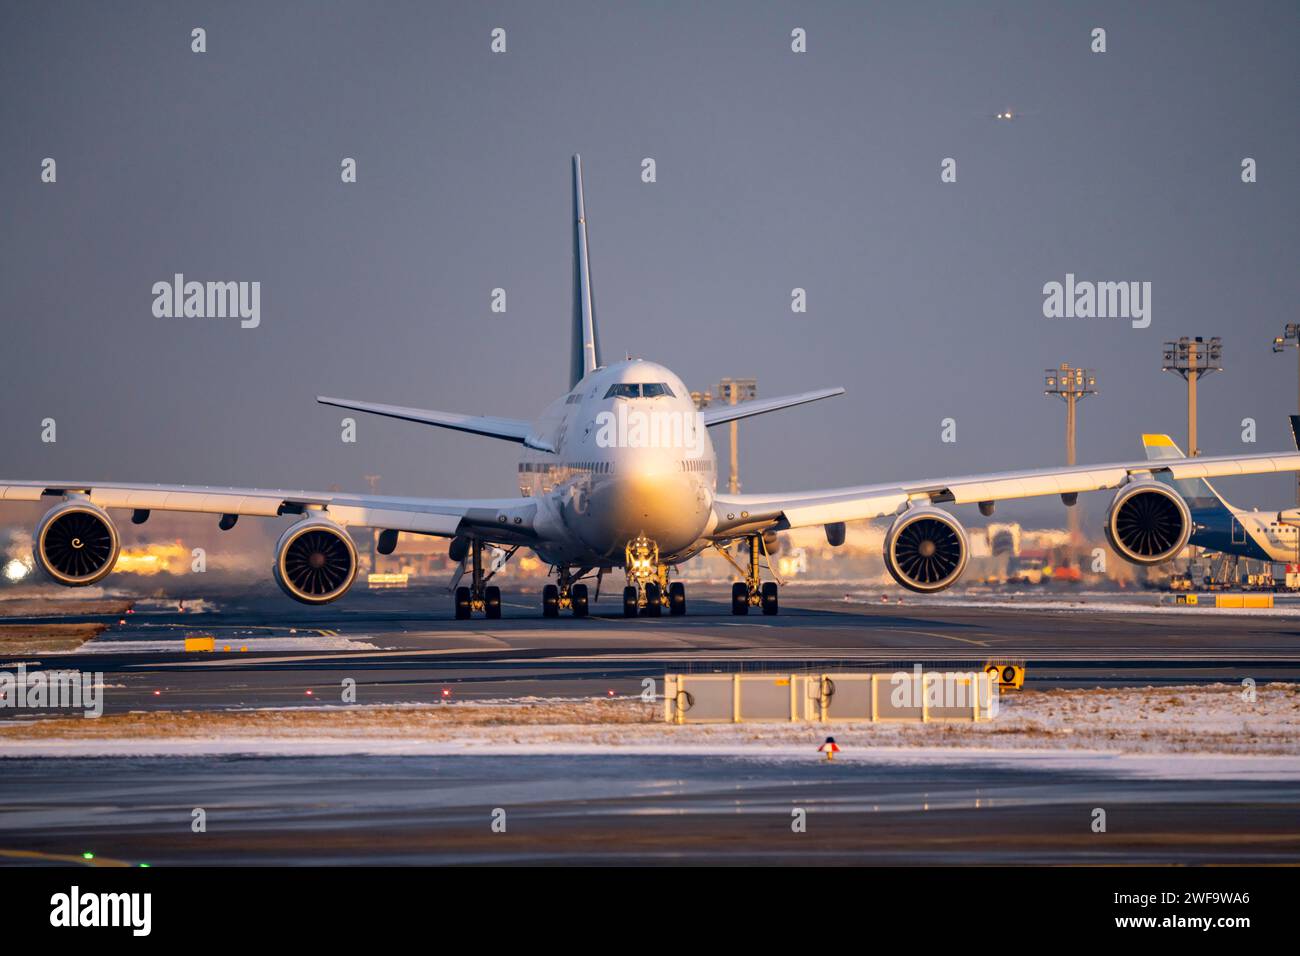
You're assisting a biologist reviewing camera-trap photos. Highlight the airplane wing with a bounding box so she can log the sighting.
[0,480,539,544]
[700,388,844,427]
[316,396,556,452]
[710,449,1300,536]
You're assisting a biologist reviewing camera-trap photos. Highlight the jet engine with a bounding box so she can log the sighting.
[273,518,359,604]
[33,500,121,586]
[883,507,969,593]
[1105,481,1191,566]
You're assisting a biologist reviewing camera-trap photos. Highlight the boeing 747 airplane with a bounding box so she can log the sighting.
[5,157,1300,619]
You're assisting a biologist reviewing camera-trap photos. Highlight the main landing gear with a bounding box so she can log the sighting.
[622,535,686,617]
[453,538,503,620]
[542,567,589,619]
[728,533,779,616]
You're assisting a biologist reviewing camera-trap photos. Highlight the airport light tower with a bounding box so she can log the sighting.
[1043,363,1098,550]
[1272,323,1300,504]
[693,379,757,493]
[1161,337,1222,458]
[364,474,382,571]
[716,378,756,494]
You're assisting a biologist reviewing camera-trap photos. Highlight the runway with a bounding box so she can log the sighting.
[3,753,1298,865]
[4,583,1300,713]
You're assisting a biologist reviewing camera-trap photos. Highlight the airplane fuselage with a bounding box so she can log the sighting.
[517,359,718,568]
[1189,504,1300,564]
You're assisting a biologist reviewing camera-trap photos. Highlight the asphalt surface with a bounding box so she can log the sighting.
[5,583,1300,866]
[3,754,1298,865]
[5,583,1300,712]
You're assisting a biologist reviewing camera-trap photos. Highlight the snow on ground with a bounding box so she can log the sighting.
[2,684,1298,775]
[70,635,380,653]
[842,591,1300,616]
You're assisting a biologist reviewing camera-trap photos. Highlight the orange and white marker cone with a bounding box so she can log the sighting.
[817,736,840,761]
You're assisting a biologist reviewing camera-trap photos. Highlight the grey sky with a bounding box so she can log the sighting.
[1,1,1297,528]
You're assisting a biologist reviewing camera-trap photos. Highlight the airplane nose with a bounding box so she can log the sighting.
[568,472,710,560]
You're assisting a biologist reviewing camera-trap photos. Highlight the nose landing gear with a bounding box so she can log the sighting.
[622,535,685,617]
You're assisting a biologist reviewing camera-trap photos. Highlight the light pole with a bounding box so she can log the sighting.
[1162,337,1222,457]
[715,378,757,494]
[364,474,381,572]
[1044,363,1098,553]
[1272,324,1300,505]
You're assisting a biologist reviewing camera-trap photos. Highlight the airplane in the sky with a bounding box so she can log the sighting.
[6,156,1300,620]
[1141,430,1300,565]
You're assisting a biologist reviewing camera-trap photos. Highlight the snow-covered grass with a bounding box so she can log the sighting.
[841,591,1300,616]
[70,635,380,653]
[2,685,1297,767]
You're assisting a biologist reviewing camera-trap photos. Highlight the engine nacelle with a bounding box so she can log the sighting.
[1105,481,1191,566]
[273,518,359,604]
[883,507,969,593]
[34,500,121,586]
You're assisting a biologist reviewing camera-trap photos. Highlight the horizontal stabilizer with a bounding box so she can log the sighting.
[317,396,552,451]
[700,387,844,427]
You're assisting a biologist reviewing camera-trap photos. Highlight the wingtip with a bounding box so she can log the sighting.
[1142,433,1174,446]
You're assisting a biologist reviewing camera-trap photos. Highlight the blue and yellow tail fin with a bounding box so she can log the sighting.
[1141,434,1234,513]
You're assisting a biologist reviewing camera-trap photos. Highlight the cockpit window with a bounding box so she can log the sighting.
[603,383,675,399]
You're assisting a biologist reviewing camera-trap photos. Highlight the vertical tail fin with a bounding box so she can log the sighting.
[1142,433,1233,512]
[570,154,601,388]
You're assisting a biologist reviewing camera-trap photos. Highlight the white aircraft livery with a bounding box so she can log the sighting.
[6,156,1300,619]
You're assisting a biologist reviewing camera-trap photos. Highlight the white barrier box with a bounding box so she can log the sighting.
[666,669,998,724]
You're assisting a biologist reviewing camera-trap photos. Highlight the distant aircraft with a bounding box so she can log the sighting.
[1141,431,1300,564]
[4,157,1300,619]
[990,109,1037,122]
